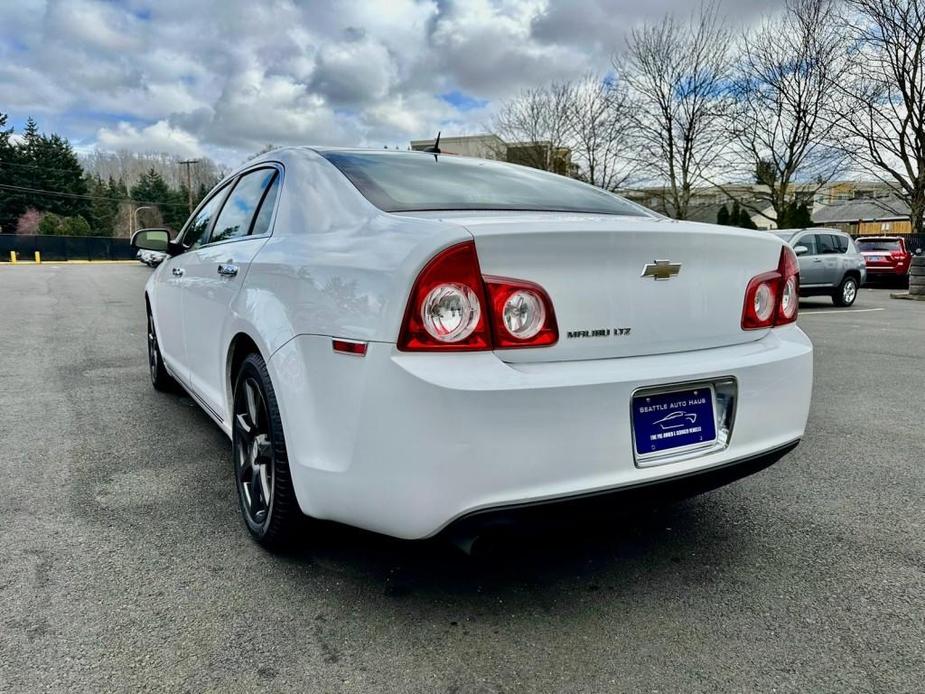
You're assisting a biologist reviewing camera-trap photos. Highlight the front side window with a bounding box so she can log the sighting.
[209,168,279,244]
[320,150,650,217]
[181,186,228,249]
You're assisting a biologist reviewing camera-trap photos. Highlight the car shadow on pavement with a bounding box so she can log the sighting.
[271,495,753,603]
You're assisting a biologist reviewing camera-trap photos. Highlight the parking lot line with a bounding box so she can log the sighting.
[800,308,886,316]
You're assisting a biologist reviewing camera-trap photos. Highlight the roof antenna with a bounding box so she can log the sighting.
[423,131,441,162]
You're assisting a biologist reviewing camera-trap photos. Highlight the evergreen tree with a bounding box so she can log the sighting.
[130,168,194,232]
[717,204,730,226]
[164,185,191,231]
[0,111,19,233]
[731,200,742,225]
[87,176,118,236]
[791,202,812,228]
[738,206,758,229]
[30,133,90,219]
[131,168,171,207]
[22,117,39,148]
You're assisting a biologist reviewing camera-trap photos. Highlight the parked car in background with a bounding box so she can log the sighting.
[137,249,166,267]
[133,147,813,551]
[856,236,912,284]
[773,228,866,306]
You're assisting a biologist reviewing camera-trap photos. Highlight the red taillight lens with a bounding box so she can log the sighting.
[776,245,799,325]
[742,246,800,330]
[398,241,491,351]
[397,242,558,351]
[484,277,558,348]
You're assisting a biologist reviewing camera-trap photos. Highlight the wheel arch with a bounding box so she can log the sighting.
[843,269,861,283]
[227,332,264,415]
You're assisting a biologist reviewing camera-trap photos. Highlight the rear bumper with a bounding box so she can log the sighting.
[269,325,813,539]
[443,439,799,537]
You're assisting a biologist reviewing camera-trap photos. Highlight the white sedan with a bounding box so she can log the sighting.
[132,147,813,549]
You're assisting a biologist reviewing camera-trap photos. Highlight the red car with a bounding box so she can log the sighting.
[856,237,911,283]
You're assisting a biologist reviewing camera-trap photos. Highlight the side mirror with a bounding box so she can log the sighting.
[131,228,171,253]
[793,245,809,256]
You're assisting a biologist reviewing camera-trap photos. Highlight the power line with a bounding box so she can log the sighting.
[0,158,94,176]
[0,182,189,208]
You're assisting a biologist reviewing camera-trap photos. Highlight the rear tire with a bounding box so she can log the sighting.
[833,276,858,307]
[147,308,176,392]
[232,352,302,551]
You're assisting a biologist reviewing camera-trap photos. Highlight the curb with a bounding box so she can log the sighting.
[0,260,142,266]
[890,292,925,301]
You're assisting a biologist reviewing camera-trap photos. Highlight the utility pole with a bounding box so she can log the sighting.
[179,159,201,214]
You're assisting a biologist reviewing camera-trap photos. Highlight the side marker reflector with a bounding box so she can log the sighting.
[332,339,367,356]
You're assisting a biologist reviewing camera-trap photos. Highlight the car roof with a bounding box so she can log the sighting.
[776,227,848,235]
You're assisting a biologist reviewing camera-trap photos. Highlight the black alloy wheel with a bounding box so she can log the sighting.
[147,309,175,391]
[232,352,300,549]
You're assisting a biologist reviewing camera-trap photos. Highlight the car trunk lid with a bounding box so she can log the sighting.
[398,212,788,363]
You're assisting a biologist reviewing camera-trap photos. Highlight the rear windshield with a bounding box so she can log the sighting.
[320,151,650,216]
[857,239,901,252]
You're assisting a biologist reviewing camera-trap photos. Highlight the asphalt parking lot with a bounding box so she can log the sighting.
[1,264,922,693]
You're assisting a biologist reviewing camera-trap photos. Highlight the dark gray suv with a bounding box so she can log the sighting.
[773,228,867,307]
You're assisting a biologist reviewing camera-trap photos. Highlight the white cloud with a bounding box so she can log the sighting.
[0,0,783,164]
[96,120,203,158]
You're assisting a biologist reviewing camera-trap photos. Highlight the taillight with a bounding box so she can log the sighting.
[484,277,558,348]
[777,245,799,325]
[742,246,799,330]
[397,241,491,351]
[397,242,558,351]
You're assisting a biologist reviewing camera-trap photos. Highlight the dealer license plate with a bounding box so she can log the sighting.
[632,386,717,457]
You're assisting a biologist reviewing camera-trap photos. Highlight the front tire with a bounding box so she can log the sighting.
[147,309,176,392]
[833,276,858,307]
[232,352,301,550]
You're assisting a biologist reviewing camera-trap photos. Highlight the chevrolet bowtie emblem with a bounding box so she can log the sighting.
[641,259,682,281]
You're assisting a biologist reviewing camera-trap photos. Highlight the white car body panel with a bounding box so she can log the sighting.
[144,147,814,540]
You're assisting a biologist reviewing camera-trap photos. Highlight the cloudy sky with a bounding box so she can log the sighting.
[0,0,777,165]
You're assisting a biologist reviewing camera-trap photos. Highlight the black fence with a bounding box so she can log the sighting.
[0,235,136,261]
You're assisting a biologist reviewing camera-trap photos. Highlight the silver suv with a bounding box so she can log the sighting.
[773,228,867,307]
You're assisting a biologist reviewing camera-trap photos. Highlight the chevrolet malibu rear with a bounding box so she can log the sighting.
[137,147,813,549]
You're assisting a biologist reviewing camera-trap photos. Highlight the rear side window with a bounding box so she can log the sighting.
[249,173,281,237]
[817,234,838,254]
[210,168,279,244]
[832,235,849,253]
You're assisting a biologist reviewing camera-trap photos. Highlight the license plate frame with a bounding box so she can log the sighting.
[631,383,718,464]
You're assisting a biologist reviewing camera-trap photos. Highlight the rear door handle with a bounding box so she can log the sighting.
[172,267,185,277]
[217,263,238,277]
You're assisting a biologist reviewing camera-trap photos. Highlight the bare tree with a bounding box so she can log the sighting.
[832,0,925,234]
[490,82,574,172]
[79,149,224,193]
[721,0,849,227]
[566,74,637,190]
[619,2,733,219]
